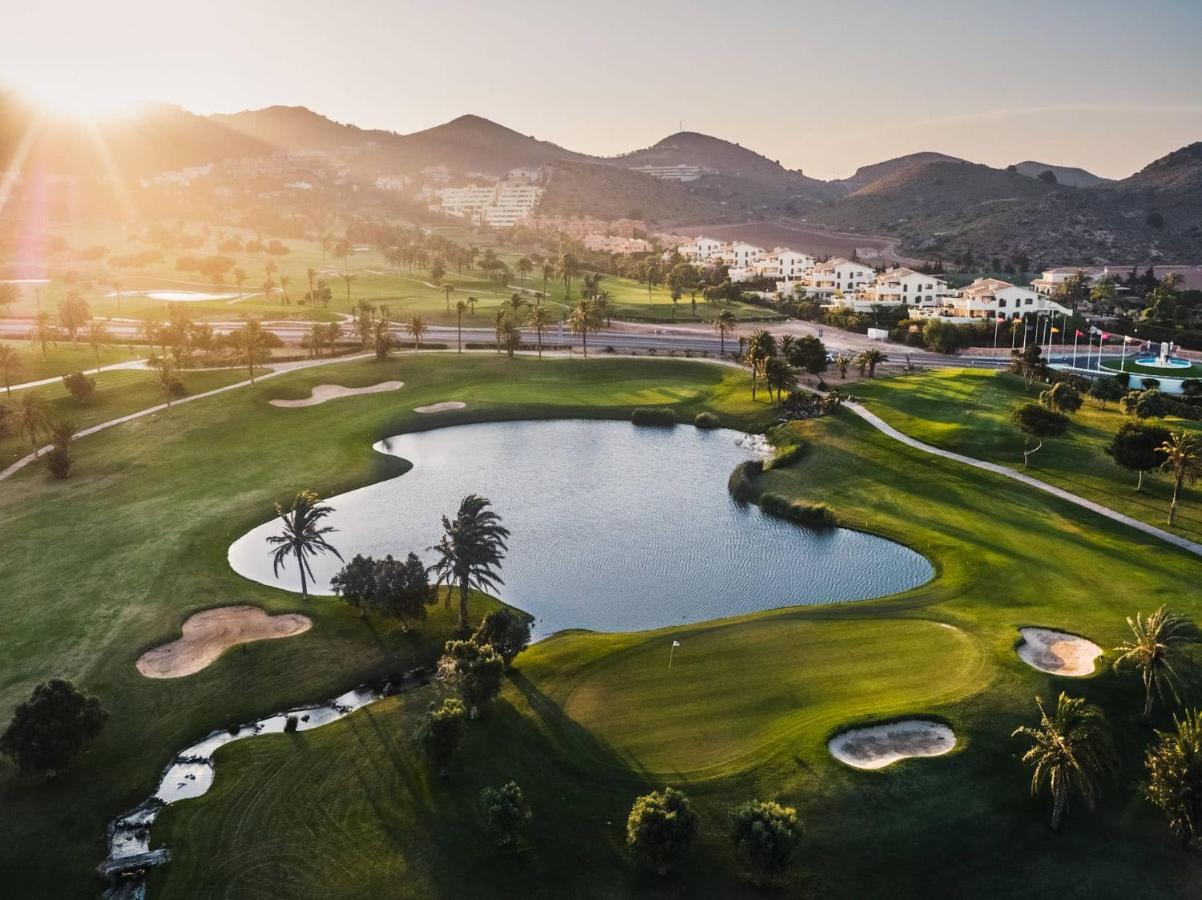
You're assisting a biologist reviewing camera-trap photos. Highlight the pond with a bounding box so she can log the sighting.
[228,420,932,637]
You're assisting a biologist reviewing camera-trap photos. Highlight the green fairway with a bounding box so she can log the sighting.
[852,367,1202,543]
[0,338,144,385]
[3,355,1202,897]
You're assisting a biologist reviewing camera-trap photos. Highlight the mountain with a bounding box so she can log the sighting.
[539,160,731,226]
[1011,160,1108,188]
[388,115,589,175]
[613,132,840,216]
[833,152,967,193]
[1106,142,1202,220]
[210,105,396,152]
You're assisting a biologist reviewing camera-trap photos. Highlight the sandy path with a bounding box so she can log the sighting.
[269,381,403,408]
[829,720,956,769]
[136,606,312,678]
[1016,627,1102,676]
[414,401,466,413]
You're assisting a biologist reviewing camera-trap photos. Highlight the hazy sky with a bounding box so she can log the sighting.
[3,0,1201,180]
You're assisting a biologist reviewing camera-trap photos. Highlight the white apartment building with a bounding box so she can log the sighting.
[507,167,545,183]
[628,163,718,182]
[374,175,410,192]
[433,182,545,228]
[582,234,653,254]
[790,258,875,299]
[933,278,1070,320]
[858,267,948,309]
[676,236,726,263]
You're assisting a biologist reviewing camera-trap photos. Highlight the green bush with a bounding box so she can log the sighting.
[479,781,531,847]
[631,406,677,427]
[730,799,802,885]
[727,459,763,501]
[626,787,699,875]
[765,441,809,470]
[693,411,720,429]
[758,492,837,528]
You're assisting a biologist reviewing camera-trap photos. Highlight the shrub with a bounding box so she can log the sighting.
[626,787,699,875]
[479,781,531,847]
[727,459,763,501]
[758,492,837,528]
[1089,376,1126,408]
[472,608,531,668]
[1121,389,1168,420]
[284,715,299,733]
[61,371,95,404]
[693,411,720,429]
[730,799,802,885]
[1143,377,1162,390]
[765,441,809,470]
[1116,371,1131,388]
[437,640,504,717]
[630,406,677,427]
[414,698,466,776]
[1039,381,1083,414]
[0,679,108,776]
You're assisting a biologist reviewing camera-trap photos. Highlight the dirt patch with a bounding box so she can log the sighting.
[414,401,466,413]
[829,720,956,770]
[136,606,312,678]
[270,381,403,408]
[1016,627,1102,677]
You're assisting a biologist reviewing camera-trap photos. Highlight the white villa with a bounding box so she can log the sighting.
[788,258,875,299]
[858,267,948,309]
[933,277,1070,320]
[433,182,545,228]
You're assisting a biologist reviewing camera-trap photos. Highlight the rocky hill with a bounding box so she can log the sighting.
[1012,160,1108,188]
[833,152,966,194]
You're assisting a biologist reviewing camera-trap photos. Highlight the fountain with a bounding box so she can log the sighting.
[1135,340,1192,370]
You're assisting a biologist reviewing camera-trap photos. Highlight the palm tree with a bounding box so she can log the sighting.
[15,392,48,454]
[373,316,393,360]
[507,293,527,315]
[467,296,479,317]
[278,274,291,305]
[712,311,736,356]
[306,267,317,305]
[527,304,552,359]
[558,253,579,300]
[266,490,342,599]
[32,311,56,359]
[1114,607,1201,721]
[232,267,247,300]
[427,494,510,632]
[834,353,854,379]
[1012,692,1115,832]
[236,318,270,383]
[517,256,533,284]
[150,356,180,412]
[110,277,124,313]
[86,321,112,374]
[454,300,468,353]
[406,315,427,351]
[1158,432,1202,526]
[441,281,455,313]
[1145,708,1202,847]
[743,329,776,400]
[568,299,601,358]
[595,290,613,326]
[0,344,21,396]
[541,263,554,302]
[763,356,797,404]
[340,272,357,309]
[858,348,888,377]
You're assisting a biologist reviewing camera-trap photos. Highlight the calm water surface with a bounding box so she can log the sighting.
[228,420,931,637]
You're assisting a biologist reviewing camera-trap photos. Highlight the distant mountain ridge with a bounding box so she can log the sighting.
[2,94,1200,265]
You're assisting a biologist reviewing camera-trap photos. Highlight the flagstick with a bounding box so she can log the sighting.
[668,642,676,669]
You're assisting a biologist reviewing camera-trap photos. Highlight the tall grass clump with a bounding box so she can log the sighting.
[758,492,837,528]
[631,406,677,427]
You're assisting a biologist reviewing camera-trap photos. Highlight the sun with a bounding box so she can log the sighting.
[15,78,140,122]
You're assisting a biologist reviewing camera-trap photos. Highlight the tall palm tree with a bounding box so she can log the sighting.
[278,274,291,305]
[541,263,554,302]
[406,315,427,351]
[595,290,613,327]
[110,277,124,313]
[32,311,56,360]
[232,267,247,300]
[16,392,48,454]
[306,267,317,305]
[340,272,357,309]
[743,329,776,400]
[428,494,510,632]
[266,490,342,599]
[467,296,479,317]
[763,356,797,404]
[568,299,601,358]
[857,348,888,378]
[86,321,112,374]
[1158,432,1202,526]
[441,281,455,312]
[1114,606,1201,720]
[236,318,270,383]
[517,256,533,284]
[712,311,736,356]
[507,293,527,314]
[834,353,854,379]
[1012,692,1115,832]
[454,300,468,353]
[558,253,579,300]
[0,344,21,396]
[527,304,552,359]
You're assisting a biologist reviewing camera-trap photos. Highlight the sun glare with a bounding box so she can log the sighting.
[16,79,140,122]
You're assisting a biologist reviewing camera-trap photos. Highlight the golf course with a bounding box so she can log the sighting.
[2,354,1201,898]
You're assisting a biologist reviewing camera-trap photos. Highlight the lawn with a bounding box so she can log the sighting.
[852,367,1202,543]
[0,338,144,386]
[2,354,1201,897]
[2,223,773,326]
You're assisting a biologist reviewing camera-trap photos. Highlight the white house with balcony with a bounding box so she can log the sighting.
[785,258,874,299]
[929,277,1070,320]
[858,267,948,310]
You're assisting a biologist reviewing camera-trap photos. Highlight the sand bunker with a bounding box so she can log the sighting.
[136,606,312,678]
[414,401,466,413]
[1017,627,1103,677]
[270,381,404,408]
[829,720,956,770]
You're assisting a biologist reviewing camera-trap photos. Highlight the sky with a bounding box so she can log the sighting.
[2,0,1201,180]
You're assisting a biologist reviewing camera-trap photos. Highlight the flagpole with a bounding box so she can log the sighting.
[1073,329,1079,369]
[993,314,1000,350]
[1119,335,1128,374]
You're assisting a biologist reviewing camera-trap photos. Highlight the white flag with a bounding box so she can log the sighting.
[672,640,681,647]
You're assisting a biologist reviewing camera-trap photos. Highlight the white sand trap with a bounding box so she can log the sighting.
[829,720,956,770]
[270,381,404,408]
[136,606,312,678]
[414,401,466,413]
[1017,627,1103,677]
